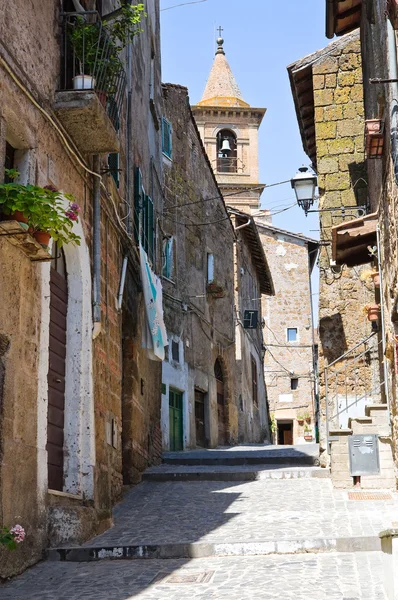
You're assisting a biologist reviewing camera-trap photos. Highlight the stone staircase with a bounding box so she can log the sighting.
[329,404,395,489]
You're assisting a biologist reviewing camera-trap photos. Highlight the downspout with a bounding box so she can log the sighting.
[234,217,251,231]
[92,154,102,339]
[308,246,320,442]
[326,0,336,39]
[376,225,391,428]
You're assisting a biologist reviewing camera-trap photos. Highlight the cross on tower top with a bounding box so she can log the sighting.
[217,26,223,38]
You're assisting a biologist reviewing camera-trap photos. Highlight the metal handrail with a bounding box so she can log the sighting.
[60,11,126,132]
[326,332,376,369]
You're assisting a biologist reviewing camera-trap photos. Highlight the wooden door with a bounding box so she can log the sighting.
[195,389,206,447]
[169,389,183,451]
[284,428,293,445]
[47,245,67,491]
[215,359,227,446]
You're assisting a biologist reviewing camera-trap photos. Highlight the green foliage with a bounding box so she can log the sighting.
[270,413,276,434]
[0,171,80,247]
[69,4,146,81]
[1,527,17,551]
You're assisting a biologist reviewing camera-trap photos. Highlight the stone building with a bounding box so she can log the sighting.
[255,215,318,445]
[191,35,266,214]
[322,0,398,488]
[0,0,164,577]
[161,84,273,449]
[288,29,394,487]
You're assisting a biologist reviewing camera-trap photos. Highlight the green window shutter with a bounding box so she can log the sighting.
[146,195,154,263]
[162,237,173,279]
[108,153,120,188]
[134,167,143,242]
[162,117,172,159]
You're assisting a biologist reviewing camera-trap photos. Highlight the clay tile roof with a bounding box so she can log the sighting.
[197,49,250,108]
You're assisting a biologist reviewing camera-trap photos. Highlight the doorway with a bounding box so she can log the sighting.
[215,359,227,446]
[195,389,206,447]
[47,244,68,491]
[277,421,293,445]
[169,389,183,451]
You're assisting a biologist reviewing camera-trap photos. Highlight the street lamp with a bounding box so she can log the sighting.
[291,166,318,215]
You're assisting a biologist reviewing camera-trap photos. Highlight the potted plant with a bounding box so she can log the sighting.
[69,4,146,92]
[0,171,81,248]
[304,412,311,424]
[207,281,225,296]
[297,414,304,425]
[362,303,380,322]
[304,426,313,441]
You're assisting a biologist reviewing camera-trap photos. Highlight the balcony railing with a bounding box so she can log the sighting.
[215,157,246,174]
[60,11,126,132]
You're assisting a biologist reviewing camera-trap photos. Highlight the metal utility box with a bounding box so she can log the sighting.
[348,434,380,476]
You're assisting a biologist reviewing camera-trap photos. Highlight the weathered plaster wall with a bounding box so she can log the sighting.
[161,84,237,449]
[0,0,163,577]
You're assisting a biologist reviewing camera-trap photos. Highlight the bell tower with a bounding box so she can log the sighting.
[192,32,266,213]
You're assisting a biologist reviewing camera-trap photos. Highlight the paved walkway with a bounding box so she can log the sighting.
[83,478,397,546]
[0,552,387,599]
[0,445,394,598]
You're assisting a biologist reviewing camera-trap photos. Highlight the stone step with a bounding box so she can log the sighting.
[162,446,320,467]
[47,535,381,562]
[142,464,329,482]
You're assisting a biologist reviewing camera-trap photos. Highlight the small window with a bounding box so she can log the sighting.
[162,117,172,159]
[4,142,16,183]
[287,328,298,342]
[172,340,179,363]
[291,378,299,390]
[108,153,120,188]
[207,253,214,283]
[251,356,258,406]
[162,236,174,279]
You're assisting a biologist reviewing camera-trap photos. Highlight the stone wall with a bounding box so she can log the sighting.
[312,35,378,466]
[256,220,316,444]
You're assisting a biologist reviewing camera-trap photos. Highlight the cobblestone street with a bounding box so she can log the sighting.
[1,447,396,599]
[0,553,387,600]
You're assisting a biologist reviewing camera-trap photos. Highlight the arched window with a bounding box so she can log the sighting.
[217,129,237,173]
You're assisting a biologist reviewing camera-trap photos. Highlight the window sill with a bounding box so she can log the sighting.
[48,489,83,501]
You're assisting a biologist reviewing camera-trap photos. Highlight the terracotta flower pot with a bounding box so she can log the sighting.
[371,272,380,288]
[305,417,311,424]
[367,305,380,322]
[1,210,28,224]
[33,230,51,248]
[304,435,313,441]
[297,419,304,425]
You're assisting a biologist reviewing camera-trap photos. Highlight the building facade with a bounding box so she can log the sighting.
[191,35,266,214]
[0,0,164,577]
[161,84,273,449]
[323,0,398,487]
[255,216,318,445]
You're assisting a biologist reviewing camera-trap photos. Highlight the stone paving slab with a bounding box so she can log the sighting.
[0,552,387,599]
[163,443,320,465]
[82,478,398,547]
[143,464,329,482]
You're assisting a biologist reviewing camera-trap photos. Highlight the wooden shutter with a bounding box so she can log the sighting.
[162,117,172,158]
[134,167,143,242]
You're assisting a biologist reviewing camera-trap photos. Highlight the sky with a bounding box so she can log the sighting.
[160,0,329,241]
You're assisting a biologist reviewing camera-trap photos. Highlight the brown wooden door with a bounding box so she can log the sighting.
[284,429,293,445]
[215,359,227,446]
[195,389,206,447]
[47,245,67,491]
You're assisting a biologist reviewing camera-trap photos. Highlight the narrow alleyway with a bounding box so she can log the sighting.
[1,446,393,599]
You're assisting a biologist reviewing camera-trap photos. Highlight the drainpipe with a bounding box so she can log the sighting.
[92,154,102,339]
[376,225,391,428]
[234,217,251,232]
